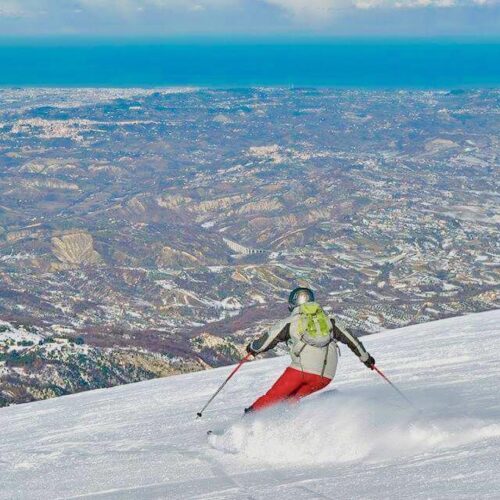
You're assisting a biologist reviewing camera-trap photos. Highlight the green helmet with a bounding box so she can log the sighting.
[288,287,315,311]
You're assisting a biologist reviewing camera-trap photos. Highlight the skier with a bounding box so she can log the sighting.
[245,287,375,412]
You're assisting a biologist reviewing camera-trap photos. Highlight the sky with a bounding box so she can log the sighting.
[0,0,498,37]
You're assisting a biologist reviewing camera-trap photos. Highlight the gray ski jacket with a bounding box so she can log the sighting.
[248,306,371,379]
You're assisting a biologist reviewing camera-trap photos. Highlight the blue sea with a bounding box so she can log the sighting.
[0,38,498,88]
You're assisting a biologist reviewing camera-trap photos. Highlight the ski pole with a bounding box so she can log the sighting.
[196,353,252,418]
[372,365,417,410]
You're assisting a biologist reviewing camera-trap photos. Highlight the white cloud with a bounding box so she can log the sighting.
[0,0,241,21]
[355,0,460,7]
[0,1,26,17]
[262,0,492,20]
[77,0,238,13]
[263,0,342,21]
[0,0,494,23]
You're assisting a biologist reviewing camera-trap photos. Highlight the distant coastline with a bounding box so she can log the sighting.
[0,38,499,89]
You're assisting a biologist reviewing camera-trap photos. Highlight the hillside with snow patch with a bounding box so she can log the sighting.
[1,309,500,499]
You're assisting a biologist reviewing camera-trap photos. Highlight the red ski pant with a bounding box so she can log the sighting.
[251,367,331,411]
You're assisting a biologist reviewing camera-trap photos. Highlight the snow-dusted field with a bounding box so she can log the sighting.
[1,310,500,499]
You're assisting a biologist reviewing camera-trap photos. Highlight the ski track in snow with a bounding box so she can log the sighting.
[1,309,500,499]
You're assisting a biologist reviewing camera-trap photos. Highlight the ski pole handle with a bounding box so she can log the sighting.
[196,353,251,418]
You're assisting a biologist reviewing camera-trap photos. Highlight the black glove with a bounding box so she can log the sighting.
[246,343,257,356]
[363,354,375,369]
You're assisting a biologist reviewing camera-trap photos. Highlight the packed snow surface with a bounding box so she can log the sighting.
[1,310,500,499]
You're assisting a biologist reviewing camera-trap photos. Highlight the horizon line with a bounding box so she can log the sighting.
[0,34,499,44]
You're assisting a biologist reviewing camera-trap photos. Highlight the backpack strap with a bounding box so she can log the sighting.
[321,344,329,378]
[296,336,308,356]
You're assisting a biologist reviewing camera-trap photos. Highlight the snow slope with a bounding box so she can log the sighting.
[1,310,500,500]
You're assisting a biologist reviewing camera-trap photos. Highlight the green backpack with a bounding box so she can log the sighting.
[297,302,332,348]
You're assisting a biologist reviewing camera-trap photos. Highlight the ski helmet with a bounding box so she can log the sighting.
[288,287,315,311]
